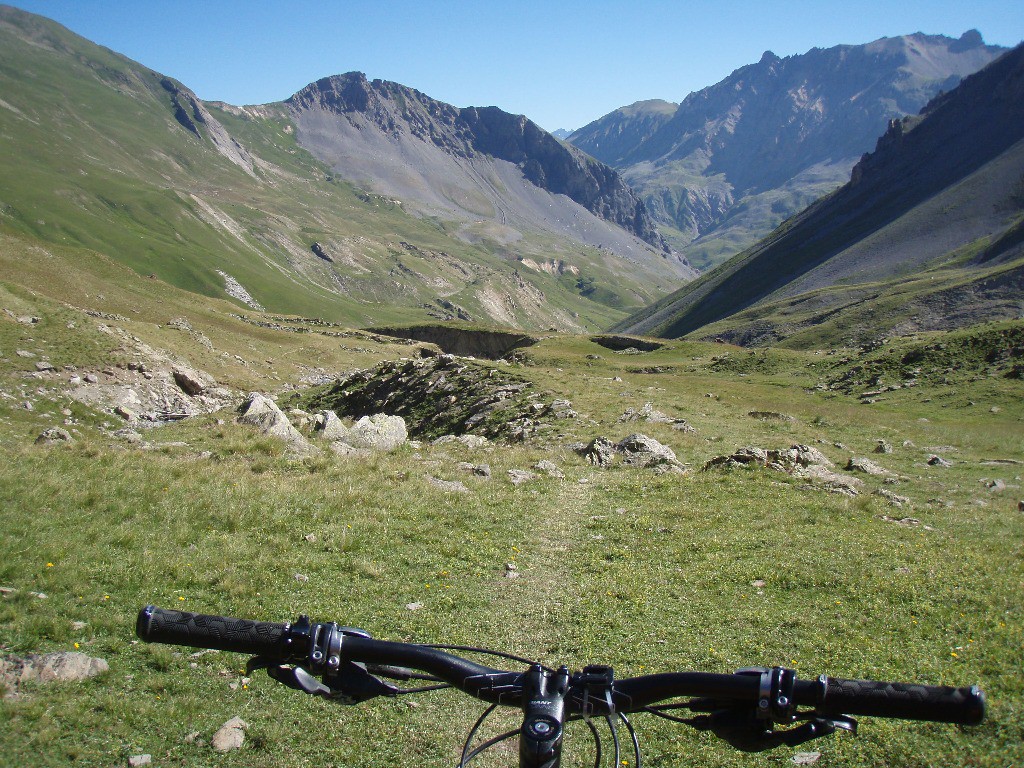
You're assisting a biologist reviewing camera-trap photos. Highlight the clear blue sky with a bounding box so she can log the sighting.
[8,1,1024,131]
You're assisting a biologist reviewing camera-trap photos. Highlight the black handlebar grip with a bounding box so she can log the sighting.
[136,606,292,658]
[820,677,985,725]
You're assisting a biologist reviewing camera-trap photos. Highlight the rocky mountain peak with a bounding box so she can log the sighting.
[287,74,671,251]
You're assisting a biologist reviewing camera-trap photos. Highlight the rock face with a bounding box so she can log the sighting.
[617,42,1024,343]
[287,73,670,252]
[569,33,1007,268]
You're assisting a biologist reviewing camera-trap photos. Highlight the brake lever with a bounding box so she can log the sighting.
[689,706,858,751]
[246,655,400,704]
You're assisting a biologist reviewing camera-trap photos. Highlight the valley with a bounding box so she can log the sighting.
[0,5,1022,766]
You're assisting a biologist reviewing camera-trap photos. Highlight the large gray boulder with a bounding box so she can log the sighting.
[172,365,216,396]
[616,433,679,468]
[339,414,408,451]
[238,394,317,457]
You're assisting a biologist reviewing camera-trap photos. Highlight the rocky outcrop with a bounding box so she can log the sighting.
[300,355,575,442]
[371,325,540,360]
[704,444,861,495]
[159,78,255,176]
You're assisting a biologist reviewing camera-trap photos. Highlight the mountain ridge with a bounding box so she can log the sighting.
[614,43,1024,346]
[286,72,673,255]
[569,31,1009,270]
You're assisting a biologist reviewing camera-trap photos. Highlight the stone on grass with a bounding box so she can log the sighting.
[580,437,616,467]
[128,755,152,767]
[343,414,407,451]
[427,476,468,493]
[617,433,679,469]
[508,469,538,485]
[457,462,491,478]
[172,365,215,396]
[874,488,911,507]
[211,716,247,753]
[238,394,317,457]
[35,427,73,445]
[928,455,952,467]
[1,652,108,698]
[845,457,891,476]
[534,460,564,478]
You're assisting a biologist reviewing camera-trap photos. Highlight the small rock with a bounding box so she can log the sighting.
[84,373,99,384]
[294,573,309,583]
[874,488,911,507]
[617,433,679,469]
[304,533,317,543]
[985,479,1006,492]
[457,462,491,478]
[845,457,891,476]
[751,579,766,589]
[113,405,136,421]
[1018,500,1024,512]
[405,602,423,611]
[508,469,538,485]
[16,349,36,358]
[1,652,108,697]
[580,437,616,467]
[71,620,87,631]
[793,752,821,765]
[426,476,468,493]
[128,755,152,767]
[211,716,247,753]
[35,427,73,445]
[533,460,564,478]
[172,365,215,397]
[928,455,952,467]
[874,440,893,454]
[34,361,56,372]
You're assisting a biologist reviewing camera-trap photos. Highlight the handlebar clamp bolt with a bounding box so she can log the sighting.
[311,650,324,663]
[328,655,340,670]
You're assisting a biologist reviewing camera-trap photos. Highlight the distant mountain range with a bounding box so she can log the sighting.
[0,5,691,333]
[615,43,1024,347]
[569,31,1008,271]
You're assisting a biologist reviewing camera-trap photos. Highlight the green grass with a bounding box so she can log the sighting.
[0,8,685,333]
[1,306,1021,766]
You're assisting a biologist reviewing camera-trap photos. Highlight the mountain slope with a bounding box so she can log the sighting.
[614,44,1024,346]
[0,6,691,333]
[570,32,1007,270]
[286,73,675,257]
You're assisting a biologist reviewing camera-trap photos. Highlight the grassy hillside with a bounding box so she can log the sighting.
[1,240,1021,764]
[0,7,682,333]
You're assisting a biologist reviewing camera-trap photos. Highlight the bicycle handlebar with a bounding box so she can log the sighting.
[136,606,984,727]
